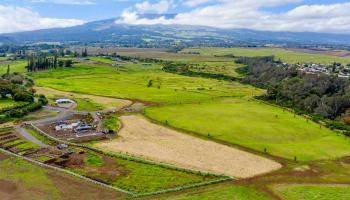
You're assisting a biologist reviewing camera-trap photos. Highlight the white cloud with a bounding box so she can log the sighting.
[134,0,174,14]
[0,5,85,33]
[182,0,210,7]
[117,0,350,34]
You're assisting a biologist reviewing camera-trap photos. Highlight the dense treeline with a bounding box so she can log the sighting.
[27,54,72,72]
[238,56,350,121]
[0,72,48,122]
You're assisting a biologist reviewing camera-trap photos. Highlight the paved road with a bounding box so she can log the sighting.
[15,126,49,148]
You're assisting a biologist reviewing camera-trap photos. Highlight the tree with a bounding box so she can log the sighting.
[6,65,10,75]
[13,90,34,102]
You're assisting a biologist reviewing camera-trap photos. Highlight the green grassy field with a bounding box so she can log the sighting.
[32,63,258,104]
[74,98,105,111]
[145,98,350,161]
[273,184,350,200]
[0,99,23,109]
[69,151,221,194]
[0,155,61,199]
[31,61,350,161]
[0,60,27,74]
[181,48,350,64]
[160,185,273,200]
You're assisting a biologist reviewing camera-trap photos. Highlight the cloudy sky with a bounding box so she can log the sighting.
[1,0,350,33]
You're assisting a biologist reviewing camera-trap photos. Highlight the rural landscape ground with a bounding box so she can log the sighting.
[1,47,350,200]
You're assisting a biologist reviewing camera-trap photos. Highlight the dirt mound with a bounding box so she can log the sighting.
[95,115,282,178]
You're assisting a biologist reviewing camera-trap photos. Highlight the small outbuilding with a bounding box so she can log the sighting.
[56,99,75,105]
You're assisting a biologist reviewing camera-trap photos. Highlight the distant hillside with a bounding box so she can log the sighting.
[1,18,350,47]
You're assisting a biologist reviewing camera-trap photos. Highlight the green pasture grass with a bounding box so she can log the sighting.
[102,114,120,132]
[182,48,350,64]
[15,141,41,151]
[75,98,105,112]
[89,56,114,64]
[69,150,220,194]
[112,156,218,194]
[0,99,25,109]
[0,155,61,199]
[25,127,57,146]
[273,184,350,200]
[145,98,350,161]
[161,185,273,200]
[0,60,27,74]
[32,63,259,104]
[85,152,104,167]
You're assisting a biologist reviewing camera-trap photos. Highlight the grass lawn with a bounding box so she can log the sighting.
[145,98,350,161]
[273,184,350,200]
[160,185,273,200]
[181,48,350,64]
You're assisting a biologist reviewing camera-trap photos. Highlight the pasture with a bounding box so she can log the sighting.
[0,153,124,199]
[145,98,350,161]
[31,60,350,161]
[157,184,273,200]
[0,60,27,74]
[32,63,259,104]
[181,48,350,64]
[273,184,350,200]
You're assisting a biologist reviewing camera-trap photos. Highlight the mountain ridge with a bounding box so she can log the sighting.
[1,17,350,47]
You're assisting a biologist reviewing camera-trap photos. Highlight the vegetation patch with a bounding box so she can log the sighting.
[273,184,350,200]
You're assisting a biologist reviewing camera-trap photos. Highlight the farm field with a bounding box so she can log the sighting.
[32,63,259,104]
[94,115,281,178]
[156,184,274,200]
[273,184,350,200]
[181,48,350,64]
[65,149,221,194]
[30,57,350,161]
[145,98,350,161]
[0,152,124,200]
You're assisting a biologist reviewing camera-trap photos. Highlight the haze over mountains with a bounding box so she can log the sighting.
[1,16,350,47]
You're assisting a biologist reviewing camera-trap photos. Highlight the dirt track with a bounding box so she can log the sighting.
[95,115,282,178]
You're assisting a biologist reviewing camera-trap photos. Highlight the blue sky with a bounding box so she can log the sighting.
[2,0,348,21]
[1,0,350,33]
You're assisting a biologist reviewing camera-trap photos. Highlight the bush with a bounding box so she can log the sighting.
[13,91,34,102]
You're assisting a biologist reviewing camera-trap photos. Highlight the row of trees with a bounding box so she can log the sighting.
[27,54,72,72]
[238,56,350,120]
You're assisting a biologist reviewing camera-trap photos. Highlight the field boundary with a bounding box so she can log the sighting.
[28,123,233,197]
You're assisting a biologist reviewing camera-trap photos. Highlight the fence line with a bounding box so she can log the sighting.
[24,124,234,197]
[0,147,135,196]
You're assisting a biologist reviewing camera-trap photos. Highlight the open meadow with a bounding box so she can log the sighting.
[181,48,350,64]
